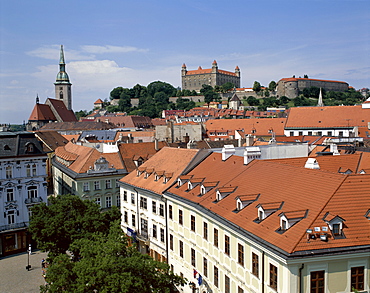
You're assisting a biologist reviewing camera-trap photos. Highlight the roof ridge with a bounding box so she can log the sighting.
[290,174,348,253]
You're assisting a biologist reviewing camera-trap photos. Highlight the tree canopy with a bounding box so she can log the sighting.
[253,81,262,92]
[40,222,185,293]
[29,194,120,257]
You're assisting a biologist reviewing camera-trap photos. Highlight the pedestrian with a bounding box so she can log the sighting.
[41,258,45,268]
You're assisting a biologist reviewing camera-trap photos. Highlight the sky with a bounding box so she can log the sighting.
[0,0,369,124]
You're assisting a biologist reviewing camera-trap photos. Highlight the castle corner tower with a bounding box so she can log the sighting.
[54,45,72,110]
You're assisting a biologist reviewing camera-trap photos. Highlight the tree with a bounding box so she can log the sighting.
[74,110,89,120]
[247,96,260,106]
[147,81,176,97]
[176,97,195,111]
[200,84,217,105]
[253,81,261,93]
[40,222,186,293]
[29,194,120,257]
[110,87,124,100]
[221,82,235,93]
[268,81,277,91]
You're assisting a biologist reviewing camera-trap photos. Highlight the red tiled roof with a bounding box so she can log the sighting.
[94,99,103,104]
[28,104,56,121]
[47,99,77,122]
[285,105,369,129]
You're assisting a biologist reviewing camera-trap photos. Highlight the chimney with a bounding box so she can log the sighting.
[245,134,254,146]
[222,145,235,161]
[244,147,261,165]
[304,158,320,169]
[330,144,340,156]
[154,138,159,151]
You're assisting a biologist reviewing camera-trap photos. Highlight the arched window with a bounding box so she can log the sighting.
[32,164,37,176]
[26,164,31,177]
[59,91,63,99]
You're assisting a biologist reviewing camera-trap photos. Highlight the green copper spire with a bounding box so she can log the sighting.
[55,45,70,84]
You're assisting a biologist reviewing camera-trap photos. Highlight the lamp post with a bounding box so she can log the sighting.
[26,244,31,271]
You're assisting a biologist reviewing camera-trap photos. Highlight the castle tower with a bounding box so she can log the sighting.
[212,60,218,73]
[54,45,72,110]
[235,66,240,78]
[181,63,187,76]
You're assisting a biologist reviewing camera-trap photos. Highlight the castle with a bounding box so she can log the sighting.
[27,45,77,131]
[276,77,349,99]
[181,60,240,92]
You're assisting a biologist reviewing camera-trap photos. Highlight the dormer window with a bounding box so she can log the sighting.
[137,167,146,177]
[255,202,284,223]
[323,213,345,239]
[163,172,173,184]
[178,175,192,188]
[187,178,204,191]
[25,143,35,153]
[200,182,218,196]
[235,194,259,212]
[215,186,237,202]
[277,210,308,233]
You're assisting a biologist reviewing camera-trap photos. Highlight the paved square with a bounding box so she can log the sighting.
[0,250,48,293]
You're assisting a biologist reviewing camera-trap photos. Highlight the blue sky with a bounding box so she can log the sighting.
[0,0,369,124]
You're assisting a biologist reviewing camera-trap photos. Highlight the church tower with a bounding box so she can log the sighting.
[54,45,72,110]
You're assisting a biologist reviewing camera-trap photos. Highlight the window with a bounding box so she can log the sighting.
[238,244,244,266]
[152,201,157,213]
[131,193,135,205]
[252,253,259,277]
[170,234,173,250]
[270,264,277,290]
[290,131,294,136]
[94,181,100,190]
[27,186,37,199]
[179,240,183,258]
[327,131,332,136]
[214,228,218,247]
[6,166,12,179]
[132,214,136,226]
[310,270,324,293]
[179,210,183,225]
[6,189,14,202]
[116,195,120,207]
[152,224,157,238]
[281,219,287,231]
[123,191,127,201]
[169,205,173,219]
[105,179,111,189]
[203,257,208,277]
[203,222,208,240]
[141,219,148,237]
[140,197,147,209]
[83,182,89,192]
[191,215,195,232]
[124,211,128,223]
[95,197,101,206]
[32,164,36,176]
[225,235,230,255]
[160,228,165,243]
[332,223,340,235]
[191,248,196,267]
[351,266,364,291]
[115,179,120,188]
[225,275,230,293]
[159,204,164,217]
[105,196,112,208]
[7,211,15,225]
[214,266,219,287]
[26,164,31,177]
[238,287,244,293]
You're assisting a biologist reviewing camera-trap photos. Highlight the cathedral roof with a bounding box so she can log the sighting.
[28,103,56,121]
[46,98,77,122]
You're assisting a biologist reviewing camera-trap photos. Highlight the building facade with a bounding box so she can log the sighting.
[0,132,47,256]
[52,142,127,209]
[276,77,349,99]
[182,61,240,92]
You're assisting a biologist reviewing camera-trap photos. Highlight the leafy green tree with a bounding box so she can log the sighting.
[110,87,124,100]
[247,96,260,106]
[221,82,235,93]
[253,81,262,93]
[176,97,195,110]
[147,81,176,97]
[279,96,290,105]
[264,89,270,97]
[268,81,277,91]
[200,84,218,105]
[74,110,89,120]
[29,194,120,257]
[41,222,186,293]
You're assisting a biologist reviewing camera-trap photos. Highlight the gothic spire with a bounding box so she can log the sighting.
[317,88,324,107]
[55,45,70,84]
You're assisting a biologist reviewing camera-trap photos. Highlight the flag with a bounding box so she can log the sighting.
[198,274,203,286]
[193,269,198,278]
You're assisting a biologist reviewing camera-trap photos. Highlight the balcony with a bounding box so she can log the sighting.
[0,222,27,232]
[136,230,149,243]
[25,197,43,205]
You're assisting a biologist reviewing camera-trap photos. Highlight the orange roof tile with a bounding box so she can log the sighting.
[120,147,199,194]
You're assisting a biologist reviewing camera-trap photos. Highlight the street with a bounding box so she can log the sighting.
[0,250,48,293]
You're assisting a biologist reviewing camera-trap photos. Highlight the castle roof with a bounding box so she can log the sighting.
[279,77,348,84]
[94,99,104,104]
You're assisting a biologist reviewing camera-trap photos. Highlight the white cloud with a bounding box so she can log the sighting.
[27,45,94,61]
[81,45,148,54]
